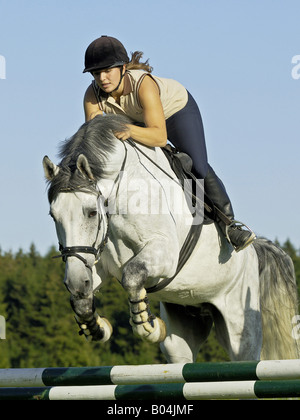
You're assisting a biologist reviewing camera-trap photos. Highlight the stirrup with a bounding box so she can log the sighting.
[225,220,256,252]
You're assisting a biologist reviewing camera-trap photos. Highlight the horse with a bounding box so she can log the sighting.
[43,114,299,362]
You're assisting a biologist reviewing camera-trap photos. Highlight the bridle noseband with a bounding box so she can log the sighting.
[59,246,99,267]
[55,239,108,272]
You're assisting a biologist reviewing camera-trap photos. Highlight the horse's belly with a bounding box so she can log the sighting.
[150,225,259,307]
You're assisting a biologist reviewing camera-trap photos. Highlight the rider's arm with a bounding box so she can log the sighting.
[84,84,103,121]
[115,76,168,147]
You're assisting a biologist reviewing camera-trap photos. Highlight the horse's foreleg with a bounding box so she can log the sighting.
[129,288,167,343]
[121,259,167,343]
[70,294,113,343]
[65,262,113,342]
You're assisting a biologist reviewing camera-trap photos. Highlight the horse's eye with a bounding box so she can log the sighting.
[89,211,98,218]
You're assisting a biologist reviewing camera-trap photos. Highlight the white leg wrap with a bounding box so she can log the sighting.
[129,289,167,343]
[75,314,113,343]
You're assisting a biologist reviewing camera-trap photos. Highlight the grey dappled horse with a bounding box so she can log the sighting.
[43,115,299,362]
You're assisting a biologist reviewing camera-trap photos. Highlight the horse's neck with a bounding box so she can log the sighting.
[126,143,174,177]
[101,142,194,246]
[95,139,128,195]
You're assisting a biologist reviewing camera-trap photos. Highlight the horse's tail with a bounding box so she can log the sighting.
[253,238,300,360]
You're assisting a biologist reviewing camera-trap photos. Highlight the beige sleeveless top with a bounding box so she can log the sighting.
[92,69,188,122]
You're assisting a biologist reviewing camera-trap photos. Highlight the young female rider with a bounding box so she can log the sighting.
[83,36,255,252]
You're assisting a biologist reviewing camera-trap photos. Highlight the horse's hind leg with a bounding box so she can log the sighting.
[213,289,262,361]
[160,302,213,363]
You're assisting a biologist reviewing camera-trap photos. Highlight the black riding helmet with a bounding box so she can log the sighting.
[83,35,129,73]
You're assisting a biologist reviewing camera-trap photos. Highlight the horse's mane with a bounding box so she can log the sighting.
[47,114,131,203]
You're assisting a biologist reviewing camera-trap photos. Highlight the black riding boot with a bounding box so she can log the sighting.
[204,165,256,251]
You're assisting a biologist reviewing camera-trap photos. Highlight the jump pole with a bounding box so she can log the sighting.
[1,360,300,387]
[1,380,300,400]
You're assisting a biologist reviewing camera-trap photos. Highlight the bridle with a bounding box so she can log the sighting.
[52,187,110,272]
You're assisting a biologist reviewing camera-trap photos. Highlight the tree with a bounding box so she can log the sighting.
[0,239,299,368]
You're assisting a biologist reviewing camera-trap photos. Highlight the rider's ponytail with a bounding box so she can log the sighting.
[126,51,153,73]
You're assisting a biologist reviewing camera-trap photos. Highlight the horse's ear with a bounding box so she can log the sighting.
[76,154,95,181]
[43,155,60,180]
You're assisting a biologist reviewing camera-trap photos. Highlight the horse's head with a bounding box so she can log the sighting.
[43,115,130,292]
[43,154,106,298]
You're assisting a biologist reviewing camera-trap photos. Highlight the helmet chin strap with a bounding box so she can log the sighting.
[111,67,126,93]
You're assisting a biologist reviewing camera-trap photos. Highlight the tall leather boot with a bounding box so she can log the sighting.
[204,165,256,252]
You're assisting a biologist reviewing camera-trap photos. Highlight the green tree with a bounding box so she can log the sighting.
[0,239,299,368]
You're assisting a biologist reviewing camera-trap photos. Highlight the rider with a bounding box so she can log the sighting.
[83,35,256,252]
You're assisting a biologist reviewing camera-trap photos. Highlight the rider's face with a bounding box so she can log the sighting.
[92,67,123,93]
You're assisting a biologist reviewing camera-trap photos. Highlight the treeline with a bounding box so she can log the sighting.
[0,240,299,369]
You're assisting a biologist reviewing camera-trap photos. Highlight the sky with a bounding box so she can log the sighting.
[0,0,299,255]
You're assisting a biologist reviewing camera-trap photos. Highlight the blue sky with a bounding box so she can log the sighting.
[0,0,299,254]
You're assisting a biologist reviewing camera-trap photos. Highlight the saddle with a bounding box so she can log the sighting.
[161,144,215,222]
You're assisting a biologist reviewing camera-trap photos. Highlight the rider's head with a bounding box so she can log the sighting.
[83,36,129,93]
[83,35,129,74]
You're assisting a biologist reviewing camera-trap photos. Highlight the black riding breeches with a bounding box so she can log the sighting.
[166,91,209,179]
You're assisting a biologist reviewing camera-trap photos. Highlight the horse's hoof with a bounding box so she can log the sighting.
[95,316,113,343]
[130,316,167,343]
[147,317,167,343]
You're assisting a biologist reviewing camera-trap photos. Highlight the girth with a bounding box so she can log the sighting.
[146,222,203,294]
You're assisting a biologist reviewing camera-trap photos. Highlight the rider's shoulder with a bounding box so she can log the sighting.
[84,83,95,102]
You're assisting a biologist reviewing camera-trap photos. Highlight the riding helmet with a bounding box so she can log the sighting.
[83,35,129,73]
